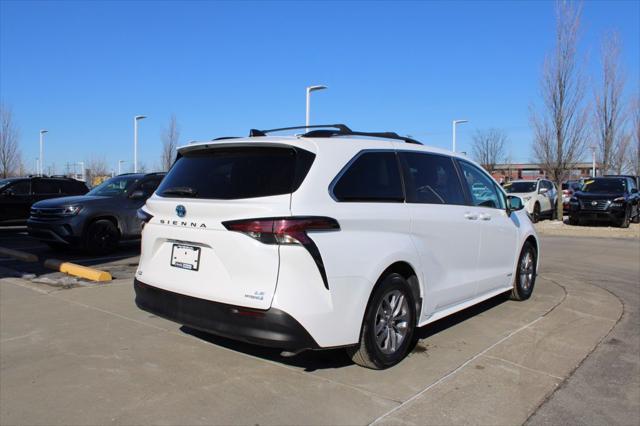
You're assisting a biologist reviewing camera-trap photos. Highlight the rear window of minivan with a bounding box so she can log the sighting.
[156,147,314,200]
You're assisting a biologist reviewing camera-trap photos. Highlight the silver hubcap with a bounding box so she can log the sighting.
[520,251,535,291]
[374,290,410,355]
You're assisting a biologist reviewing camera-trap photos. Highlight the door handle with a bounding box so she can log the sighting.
[464,212,478,220]
[479,213,492,221]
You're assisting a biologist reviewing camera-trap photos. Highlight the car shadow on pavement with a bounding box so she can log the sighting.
[180,292,510,372]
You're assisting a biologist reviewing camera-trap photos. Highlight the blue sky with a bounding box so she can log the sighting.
[1,0,639,174]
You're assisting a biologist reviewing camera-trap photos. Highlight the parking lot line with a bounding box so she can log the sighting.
[369,316,545,426]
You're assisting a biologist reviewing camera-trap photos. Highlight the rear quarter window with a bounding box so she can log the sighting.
[156,147,314,200]
[331,151,404,202]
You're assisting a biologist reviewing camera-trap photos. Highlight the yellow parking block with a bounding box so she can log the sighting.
[43,259,112,282]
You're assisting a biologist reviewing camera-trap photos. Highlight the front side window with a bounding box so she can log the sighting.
[399,152,465,205]
[458,160,503,209]
[4,180,30,195]
[332,151,404,202]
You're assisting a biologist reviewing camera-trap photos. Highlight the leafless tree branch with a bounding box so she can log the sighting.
[530,0,590,220]
[593,31,627,175]
[0,103,22,178]
[471,128,508,173]
[161,114,180,172]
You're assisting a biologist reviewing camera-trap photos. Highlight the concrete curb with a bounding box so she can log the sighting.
[0,246,112,282]
[43,259,112,282]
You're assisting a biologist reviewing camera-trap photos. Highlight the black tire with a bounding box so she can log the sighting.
[632,206,640,224]
[84,219,120,254]
[532,203,541,223]
[510,241,537,301]
[568,215,579,226]
[45,242,68,251]
[346,273,417,369]
[616,208,630,229]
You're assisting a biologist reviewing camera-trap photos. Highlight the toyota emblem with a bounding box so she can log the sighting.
[591,201,597,206]
[176,205,186,218]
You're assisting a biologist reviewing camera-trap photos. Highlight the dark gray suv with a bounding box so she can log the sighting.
[27,172,165,253]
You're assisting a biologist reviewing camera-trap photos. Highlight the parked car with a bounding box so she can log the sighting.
[27,172,165,253]
[0,176,89,226]
[503,179,557,222]
[561,179,585,213]
[568,176,640,227]
[133,124,539,369]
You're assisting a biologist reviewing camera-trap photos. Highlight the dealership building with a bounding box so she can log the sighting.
[490,162,600,182]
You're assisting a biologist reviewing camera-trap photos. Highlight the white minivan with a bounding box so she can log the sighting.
[134,125,539,369]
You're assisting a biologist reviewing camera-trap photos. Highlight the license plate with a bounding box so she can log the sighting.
[170,244,201,271]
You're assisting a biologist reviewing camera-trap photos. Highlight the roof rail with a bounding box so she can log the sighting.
[248,124,422,145]
[249,124,350,137]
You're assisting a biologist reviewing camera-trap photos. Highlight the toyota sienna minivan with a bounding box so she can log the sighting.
[134,125,539,369]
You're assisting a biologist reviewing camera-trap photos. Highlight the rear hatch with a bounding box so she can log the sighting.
[137,144,314,310]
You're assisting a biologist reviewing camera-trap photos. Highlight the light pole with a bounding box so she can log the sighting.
[590,145,596,177]
[134,115,147,173]
[452,120,468,152]
[77,161,85,182]
[39,130,48,176]
[305,85,327,132]
[118,160,126,175]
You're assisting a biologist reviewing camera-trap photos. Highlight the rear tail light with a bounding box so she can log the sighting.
[137,209,153,229]
[223,216,340,289]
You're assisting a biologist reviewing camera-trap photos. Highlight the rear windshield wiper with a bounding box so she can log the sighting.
[160,187,198,197]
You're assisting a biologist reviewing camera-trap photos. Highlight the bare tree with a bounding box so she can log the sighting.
[471,128,508,173]
[530,1,590,220]
[629,95,640,176]
[594,32,627,175]
[0,103,21,178]
[161,114,180,171]
[610,133,631,174]
[85,156,110,187]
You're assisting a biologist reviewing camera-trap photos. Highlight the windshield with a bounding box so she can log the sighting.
[87,176,140,197]
[504,181,537,193]
[0,179,12,190]
[581,179,625,194]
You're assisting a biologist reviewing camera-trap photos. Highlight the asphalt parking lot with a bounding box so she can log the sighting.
[1,227,638,425]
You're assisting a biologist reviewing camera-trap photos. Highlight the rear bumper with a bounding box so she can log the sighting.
[134,279,319,350]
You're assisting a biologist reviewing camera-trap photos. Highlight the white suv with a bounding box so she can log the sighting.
[134,125,539,369]
[504,179,557,222]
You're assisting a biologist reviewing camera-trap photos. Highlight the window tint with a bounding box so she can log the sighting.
[33,180,60,194]
[458,161,503,209]
[332,152,404,202]
[6,180,30,195]
[157,147,314,200]
[138,177,163,195]
[399,152,465,205]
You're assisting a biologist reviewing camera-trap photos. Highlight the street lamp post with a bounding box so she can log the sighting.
[590,145,597,177]
[134,115,147,173]
[118,160,126,175]
[39,130,48,176]
[305,85,327,132]
[452,120,468,152]
[77,161,85,182]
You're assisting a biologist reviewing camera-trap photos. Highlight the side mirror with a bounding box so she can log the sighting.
[507,195,524,213]
[539,187,548,194]
[631,188,638,194]
[129,190,146,200]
